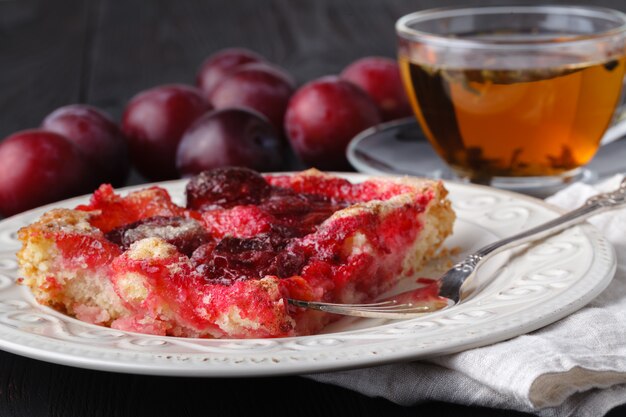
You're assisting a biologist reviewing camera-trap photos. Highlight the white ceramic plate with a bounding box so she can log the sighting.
[0,175,616,376]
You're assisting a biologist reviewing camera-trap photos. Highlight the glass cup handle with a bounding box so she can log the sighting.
[602,110,626,145]
[602,78,626,146]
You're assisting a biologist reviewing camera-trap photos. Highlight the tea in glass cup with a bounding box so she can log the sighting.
[396,6,626,192]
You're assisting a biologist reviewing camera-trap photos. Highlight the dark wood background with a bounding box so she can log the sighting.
[1,0,626,416]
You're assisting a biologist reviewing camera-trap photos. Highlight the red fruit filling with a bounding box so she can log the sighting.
[186,167,272,210]
[80,168,432,292]
[105,216,209,256]
[90,168,358,287]
[77,184,186,233]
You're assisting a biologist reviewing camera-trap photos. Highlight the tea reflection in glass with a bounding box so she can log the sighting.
[397,6,626,190]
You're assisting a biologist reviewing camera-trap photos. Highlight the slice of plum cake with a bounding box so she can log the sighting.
[17,168,454,338]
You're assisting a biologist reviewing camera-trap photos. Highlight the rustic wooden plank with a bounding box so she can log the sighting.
[0,350,541,417]
[86,0,464,120]
[0,0,91,139]
[81,0,626,120]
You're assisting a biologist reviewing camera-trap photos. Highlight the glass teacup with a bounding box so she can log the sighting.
[396,5,626,193]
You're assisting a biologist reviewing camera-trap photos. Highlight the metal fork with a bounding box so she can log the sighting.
[287,178,626,319]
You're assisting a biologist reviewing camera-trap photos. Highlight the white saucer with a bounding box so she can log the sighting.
[347,118,626,189]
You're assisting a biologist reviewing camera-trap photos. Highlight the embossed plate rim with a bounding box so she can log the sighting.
[0,174,616,376]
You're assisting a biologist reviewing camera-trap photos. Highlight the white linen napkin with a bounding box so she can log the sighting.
[308,174,626,417]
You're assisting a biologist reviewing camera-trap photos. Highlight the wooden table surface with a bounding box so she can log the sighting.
[1,0,626,416]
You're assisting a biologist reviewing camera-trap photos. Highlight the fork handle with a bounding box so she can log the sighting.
[475,177,626,261]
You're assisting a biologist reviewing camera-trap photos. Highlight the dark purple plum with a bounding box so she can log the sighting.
[176,108,284,177]
[341,57,412,121]
[209,63,295,135]
[0,130,93,217]
[42,104,129,186]
[340,56,413,121]
[284,76,381,170]
[196,48,266,97]
[122,84,212,181]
